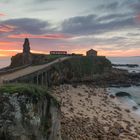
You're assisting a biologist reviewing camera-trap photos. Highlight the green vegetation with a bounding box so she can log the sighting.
[45,55,112,85]
[0,84,50,97]
[32,54,64,66]
[0,84,48,95]
[46,54,64,59]
[0,84,59,105]
[44,54,64,64]
[53,56,112,79]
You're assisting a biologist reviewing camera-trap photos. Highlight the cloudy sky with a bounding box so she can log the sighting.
[0,0,140,57]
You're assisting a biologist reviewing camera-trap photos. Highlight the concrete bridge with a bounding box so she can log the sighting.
[0,57,71,86]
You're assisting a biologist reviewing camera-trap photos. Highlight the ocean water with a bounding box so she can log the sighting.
[108,87,140,115]
[107,56,140,115]
[0,57,11,69]
[107,56,140,65]
[108,56,140,73]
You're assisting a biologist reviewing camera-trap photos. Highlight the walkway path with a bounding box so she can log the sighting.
[0,57,70,84]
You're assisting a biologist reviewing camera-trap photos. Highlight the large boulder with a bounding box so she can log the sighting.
[115,92,131,98]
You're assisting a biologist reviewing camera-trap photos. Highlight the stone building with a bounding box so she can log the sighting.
[23,38,30,54]
[50,51,67,55]
[10,38,51,68]
[86,49,97,56]
[10,39,98,68]
[22,38,32,65]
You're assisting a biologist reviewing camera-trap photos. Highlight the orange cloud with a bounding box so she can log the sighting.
[0,40,49,57]
[0,49,21,57]
[8,33,71,39]
[0,40,140,57]
[98,49,140,57]
[0,49,49,57]
[0,41,22,57]
[0,25,16,32]
[0,41,21,50]
[1,48,140,57]
[0,13,6,17]
[0,53,8,57]
[69,46,140,57]
[31,50,48,54]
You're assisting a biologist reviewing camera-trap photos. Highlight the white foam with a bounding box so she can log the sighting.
[108,87,140,116]
[135,108,140,115]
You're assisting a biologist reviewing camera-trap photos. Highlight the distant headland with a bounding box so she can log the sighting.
[10,38,99,68]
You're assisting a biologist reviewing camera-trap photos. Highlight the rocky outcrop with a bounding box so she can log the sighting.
[0,85,61,140]
[112,64,139,68]
[116,92,131,97]
[10,53,25,68]
[101,68,140,87]
[46,56,112,86]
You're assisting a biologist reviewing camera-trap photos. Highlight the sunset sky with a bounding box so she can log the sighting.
[0,0,140,57]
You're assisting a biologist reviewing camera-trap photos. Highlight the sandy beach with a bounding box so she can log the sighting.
[51,84,140,140]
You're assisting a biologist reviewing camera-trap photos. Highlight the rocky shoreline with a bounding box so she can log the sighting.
[58,68,140,88]
[51,84,140,140]
[93,68,140,87]
[112,64,139,68]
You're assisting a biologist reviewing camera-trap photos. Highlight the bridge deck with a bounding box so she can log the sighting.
[0,57,70,84]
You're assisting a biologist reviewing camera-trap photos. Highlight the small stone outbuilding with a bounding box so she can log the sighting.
[86,49,97,56]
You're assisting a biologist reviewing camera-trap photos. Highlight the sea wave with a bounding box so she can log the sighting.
[108,87,140,115]
[108,56,140,73]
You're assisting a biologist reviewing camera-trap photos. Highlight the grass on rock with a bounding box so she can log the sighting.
[0,84,59,105]
[0,84,48,96]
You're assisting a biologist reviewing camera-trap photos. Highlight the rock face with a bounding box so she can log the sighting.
[46,56,112,86]
[0,92,61,140]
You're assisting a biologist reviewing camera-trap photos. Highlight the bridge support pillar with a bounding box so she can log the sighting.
[41,73,44,86]
[37,74,39,85]
[44,72,48,86]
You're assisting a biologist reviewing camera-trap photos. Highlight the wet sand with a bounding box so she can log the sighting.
[52,84,140,140]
